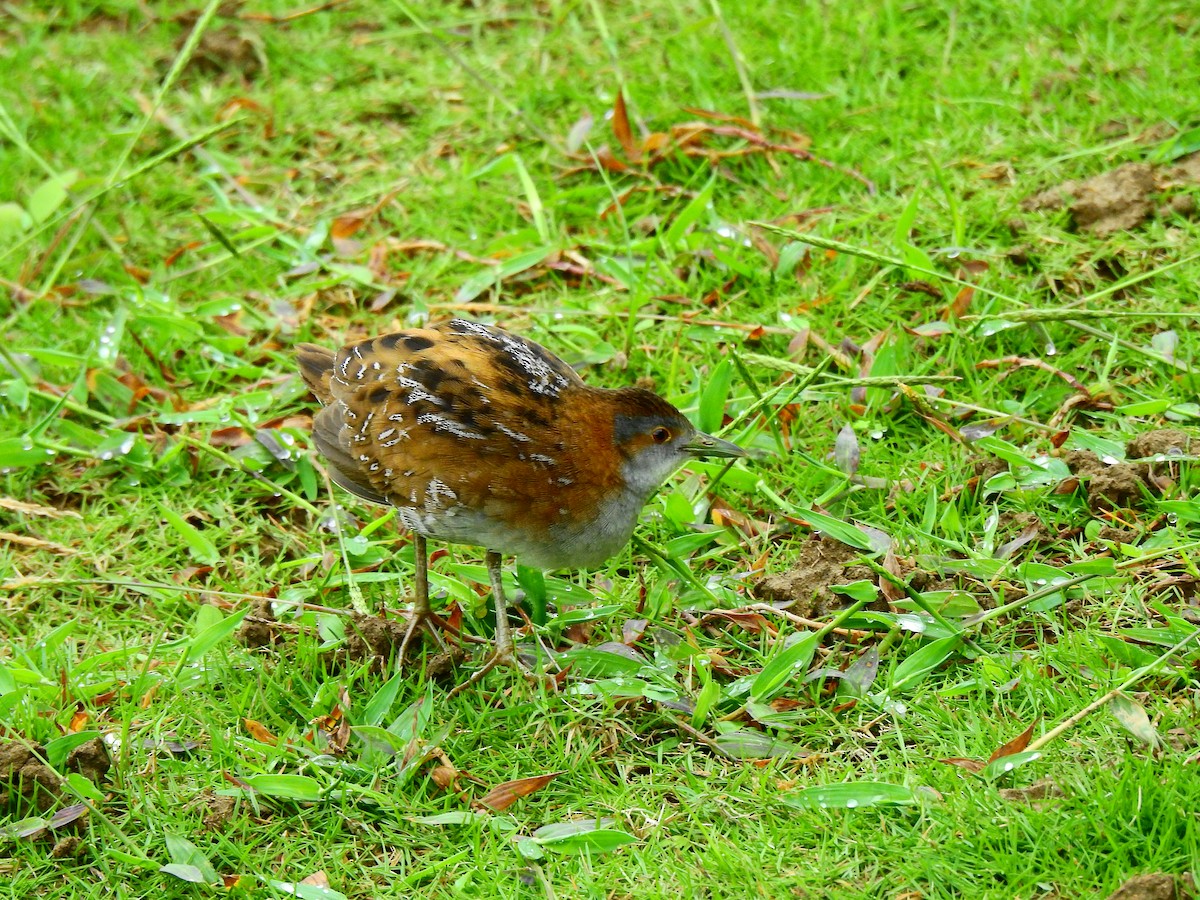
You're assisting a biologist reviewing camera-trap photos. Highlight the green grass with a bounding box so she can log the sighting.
[3,0,1200,897]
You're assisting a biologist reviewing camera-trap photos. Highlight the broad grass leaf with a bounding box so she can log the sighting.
[183,607,250,665]
[776,241,807,277]
[801,509,878,552]
[838,646,880,697]
[454,246,554,303]
[980,750,1041,780]
[714,728,803,759]
[890,635,963,693]
[161,863,209,884]
[64,772,105,803]
[351,725,408,755]
[974,436,1045,469]
[531,818,615,841]
[535,828,637,855]
[388,682,434,742]
[830,580,878,604]
[691,677,720,728]
[239,773,323,802]
[560,646,645,677]
[697,357,734,434]
[45,731,101,769]
[158,504,220,565]
[164,832,219,884]
[267,880,348,900]
[0,202,32,241]
[27,170,78,223]
[785,782,919,809]
[412,811,484,825]
[4,815,50,840]
[0,437,55,467]
[751,633,818,702]
[516,565,547,625]
[662,174,715,249]
[361,672,403,727]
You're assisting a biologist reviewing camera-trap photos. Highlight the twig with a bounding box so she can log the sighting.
[1027,628,1199,752]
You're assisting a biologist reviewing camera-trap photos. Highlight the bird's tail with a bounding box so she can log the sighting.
[296,343,336,405]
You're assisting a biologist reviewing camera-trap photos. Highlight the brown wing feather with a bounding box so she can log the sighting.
[298,319,625,551]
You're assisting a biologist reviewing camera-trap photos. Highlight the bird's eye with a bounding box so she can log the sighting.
[651,426,672,444]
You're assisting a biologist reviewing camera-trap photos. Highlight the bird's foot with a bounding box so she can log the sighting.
[397,605,449,661]
[447,639,550,697]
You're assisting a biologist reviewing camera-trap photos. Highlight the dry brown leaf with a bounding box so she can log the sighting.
[987,719,1038,763]
[880,545,905,604]
[611,90,636,159]
[0,531,76,555]
[242,718,278,745]
[0,497,82,519]
[939,757,985,774]
[949,286,974,318]
[475,771,562,812]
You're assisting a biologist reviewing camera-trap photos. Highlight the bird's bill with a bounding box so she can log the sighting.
[683,432,749,458]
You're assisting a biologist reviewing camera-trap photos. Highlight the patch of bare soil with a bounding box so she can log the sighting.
[1060,429,1195,512]
[1022,154,1200,235]
[752,535,882,618]
[325,613,465,677]
[238,596,283,649]
[998,778,1066,808]
[200,788,237,831]
[0,737,110,814]
[1105,873,1195,900]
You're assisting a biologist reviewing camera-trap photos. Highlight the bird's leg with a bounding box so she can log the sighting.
[449,551,537,695]
[398,534,447,658]
[488,550,515,664]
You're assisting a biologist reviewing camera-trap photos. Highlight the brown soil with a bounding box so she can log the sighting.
[998,778,1066,806]
[325,613,466,677]
[1022,154,1200,236]
[238,596,282,649]
[0,736,110,814]
[200,788,237,831]
[1105,873,1194,900]
[752,535,882,618]
[1127,429,1192,459]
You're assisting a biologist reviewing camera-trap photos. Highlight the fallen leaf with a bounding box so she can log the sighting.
[242,718,278,745]
[987,719,1038,763]
[611,90,636,159]
[476,772,562,812]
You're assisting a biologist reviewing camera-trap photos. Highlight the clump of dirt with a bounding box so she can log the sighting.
[998,778,1065,807]
[51,835,83,858]
[343,613,410,669]
[1127,428,1194,490]
[1128,428,1192,459]
[973,457,1010,482]
[173,7,264,81]
[238,597,282,649]
[200,788,237,831]
[752,535,882,618]
[0,736,110,814]
[1022,154,1200,236]
[1059,430,1195,512]
[325,613,466,677]
[1105,873,1194,900]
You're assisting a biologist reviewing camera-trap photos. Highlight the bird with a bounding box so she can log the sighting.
[297,317,747,689]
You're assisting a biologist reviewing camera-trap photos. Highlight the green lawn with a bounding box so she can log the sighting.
[2,1,1199,897]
